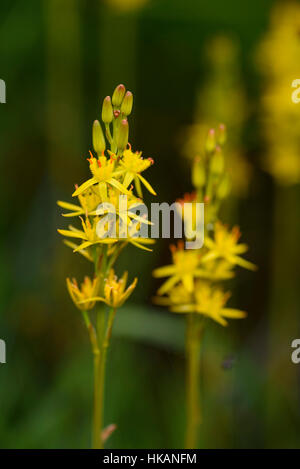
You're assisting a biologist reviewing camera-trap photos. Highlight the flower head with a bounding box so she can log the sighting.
[87,270,137,308]
[153,242,203,294]
[202,222,256,271]
[120,147,156,197]
[66,276,99,311]
[171,281,246,327]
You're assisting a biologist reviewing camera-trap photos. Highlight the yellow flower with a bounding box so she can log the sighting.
[57,185,101,217]
[153,283,192,307]
[202,222,256,270]
[58,216,117,252]
[171,282,246,327]
[153,242,203,294]
[72,151,131,202]
[66,276,99,311]
[86,269,137,308]
[119,147,156,197]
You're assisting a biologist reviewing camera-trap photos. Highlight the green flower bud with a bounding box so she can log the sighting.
[217,173,231,199]
[217,123,227,146]
[116,119,129,151]
[112,84,126,107]
[102,96,113,123]
[92,120,106,154]
[205,128,216,153]
[210,146,224,177]
[121,91,133,116]
[192,156,206,189]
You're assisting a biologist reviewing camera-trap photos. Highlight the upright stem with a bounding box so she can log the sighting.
[92,307,116,449]
[93,348,102,449]
[185,314,203,449]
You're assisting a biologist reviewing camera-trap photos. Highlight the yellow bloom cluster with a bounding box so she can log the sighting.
[153,127,256,326]
[57,83,156,317]
[256,2,300,185]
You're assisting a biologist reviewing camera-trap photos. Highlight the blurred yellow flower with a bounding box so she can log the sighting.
[171,282,246,327]
[202,222,256,271]
[256,1,300,185]
[153,242,203,294]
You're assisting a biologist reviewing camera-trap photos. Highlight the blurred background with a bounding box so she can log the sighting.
[0,0,300,449]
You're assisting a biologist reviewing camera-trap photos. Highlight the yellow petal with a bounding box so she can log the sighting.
[57,229,87,240]
[108,178,131,195]
[157,275,180,295]
[182,274,194,293]
[57,200,81,211]
[137,173,157,196]
[72,177,97,197]
[152,264,176,278]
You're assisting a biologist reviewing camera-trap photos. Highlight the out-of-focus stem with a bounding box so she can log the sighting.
[185,314,204,449]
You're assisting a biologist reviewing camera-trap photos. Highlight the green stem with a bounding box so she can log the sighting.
[93,347,102,449]
[185,314,203,449]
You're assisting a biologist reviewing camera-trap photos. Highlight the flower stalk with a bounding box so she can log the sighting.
[58,84,156,448]
[153,125,256,448]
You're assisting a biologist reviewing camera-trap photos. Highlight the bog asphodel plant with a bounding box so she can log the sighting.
[57,84,156,449]
[256,1,300,185]
[153,125,256,448]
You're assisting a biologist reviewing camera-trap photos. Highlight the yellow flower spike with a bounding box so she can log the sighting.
[202,222,257,271]
[119,147,157,196]
[171,282,246,327]
[153,242,203,294]
[66,276,99,311]
[72,151,131,200]
[83,269,138,308]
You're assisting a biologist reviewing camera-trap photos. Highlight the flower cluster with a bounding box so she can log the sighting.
[57,84,156,448]
[256,2,300,185]
[58,84,156,312]
[153,126,256,326]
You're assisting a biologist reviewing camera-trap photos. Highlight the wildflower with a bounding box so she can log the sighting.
[58,216,117,251]
[85,269,138,308]
[57,185,101,217]
[58,84,156,449]
[202,222,256,270]
[66,276,99,311]
[119,147,156,197]
[171,282,246,327]
[153,242,203,294]
[72,151,130,201]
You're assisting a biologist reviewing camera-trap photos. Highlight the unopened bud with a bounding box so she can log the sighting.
[210,146,224,176]
[205,128,216,153]
[192,156,206,189]
[116,119,129,151]
[121,91,133,116]
[112,84,126,107]
[92,120,106,154]
[102,96,113,123]
[217,174,231,199]
[217,123,227,145]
